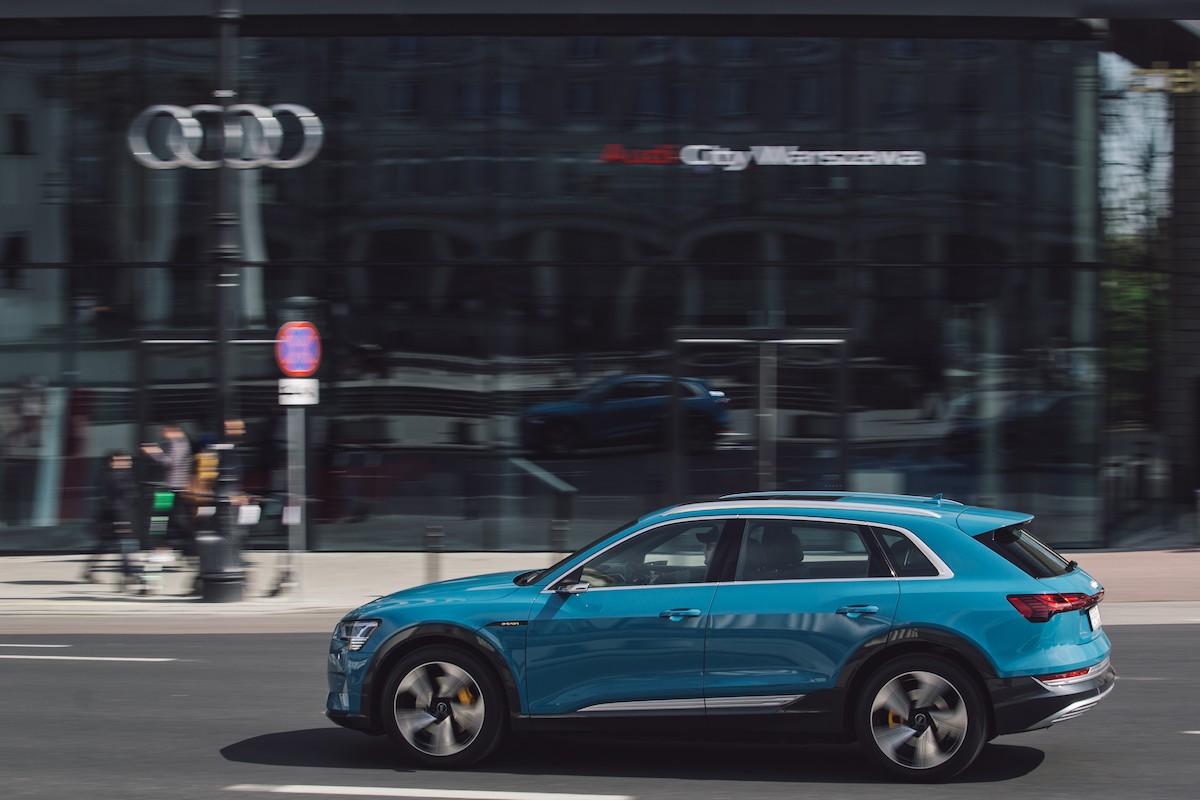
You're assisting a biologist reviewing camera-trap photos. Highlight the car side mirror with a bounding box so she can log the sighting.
[555,581,590,596]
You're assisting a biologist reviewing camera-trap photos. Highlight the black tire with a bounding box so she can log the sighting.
[380,646,506,769]
[855,655,988,782]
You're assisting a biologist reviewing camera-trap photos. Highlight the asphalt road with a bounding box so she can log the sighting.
[0,624,1195,800]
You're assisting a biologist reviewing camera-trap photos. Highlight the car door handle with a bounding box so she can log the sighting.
[659,608,702,620]
[836,604,880,618]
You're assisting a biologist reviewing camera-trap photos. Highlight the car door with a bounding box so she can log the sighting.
[589,379,645,444]
[524,518,728,718]
[704,518,899,709]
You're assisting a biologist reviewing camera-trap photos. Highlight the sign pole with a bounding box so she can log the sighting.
[273,320,320,598]
[285,404,307,598]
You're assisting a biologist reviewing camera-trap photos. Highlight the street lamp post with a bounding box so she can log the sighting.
[212,0,242,427]
[197,0,246,602]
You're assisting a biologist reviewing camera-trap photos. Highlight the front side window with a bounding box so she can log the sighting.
[578,520,725,587]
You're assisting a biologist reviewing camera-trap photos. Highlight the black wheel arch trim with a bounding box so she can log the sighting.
[836,627,998,700]
[362,622,527,733]
[847,626,998,684]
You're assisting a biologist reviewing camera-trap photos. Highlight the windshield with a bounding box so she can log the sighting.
[514,517,642,586]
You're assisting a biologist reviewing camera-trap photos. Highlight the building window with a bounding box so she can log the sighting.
[388,37,421,60]
[456,81,487,119]
[790,74,826,117]
[955,77,987,115]
[883,40,922,60]
[719,38,757,62]
[882,75,918,117]
[494,81,527,116]
[1037,74,1068,117]
[1,233,28,264]
[388,81,422,115]
[636,78,693,118]
[717,79,753,117]
[6,114,33,156]
[567,80,600,116]
[568,37,602,62]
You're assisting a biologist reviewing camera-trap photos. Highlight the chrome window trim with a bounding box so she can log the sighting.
[539,513,954,592]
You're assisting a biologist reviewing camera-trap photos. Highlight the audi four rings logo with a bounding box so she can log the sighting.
[127,103,323,170]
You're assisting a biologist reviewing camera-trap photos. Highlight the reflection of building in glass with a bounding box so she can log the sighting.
[0,5,1196,552]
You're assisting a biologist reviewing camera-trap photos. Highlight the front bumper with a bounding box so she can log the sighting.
[326,708,381,734]
[989,658,1117,735]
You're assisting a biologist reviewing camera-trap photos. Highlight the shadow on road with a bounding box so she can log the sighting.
[221,728,1044,784]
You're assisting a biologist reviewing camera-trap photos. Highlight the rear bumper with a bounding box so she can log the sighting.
[988,658,1117,735]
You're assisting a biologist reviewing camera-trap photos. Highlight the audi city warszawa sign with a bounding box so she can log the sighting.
[128,103,323,170]
[601,144,927,171]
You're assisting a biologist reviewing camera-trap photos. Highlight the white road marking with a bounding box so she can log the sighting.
[1183,731,1200,735]
[225,785,635,800]
[0,655,175,662]
[0,644,70,648]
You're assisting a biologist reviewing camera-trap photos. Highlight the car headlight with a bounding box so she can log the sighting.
[335,619,381,651]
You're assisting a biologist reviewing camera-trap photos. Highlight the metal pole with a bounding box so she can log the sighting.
[425,524,444,584]
[212,0,242,426]
[205,0,243,599]
[288,405,306,593]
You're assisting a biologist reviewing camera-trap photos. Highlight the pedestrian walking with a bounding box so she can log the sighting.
[141,422,193,558]
[82,450,140,585]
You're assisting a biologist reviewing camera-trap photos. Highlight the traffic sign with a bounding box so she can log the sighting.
[276,321,321,377]
[279,378,320,406]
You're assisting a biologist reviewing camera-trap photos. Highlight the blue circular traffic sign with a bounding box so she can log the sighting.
[276,321,321,377]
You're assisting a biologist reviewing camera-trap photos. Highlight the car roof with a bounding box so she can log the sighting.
[646,491,1033,535]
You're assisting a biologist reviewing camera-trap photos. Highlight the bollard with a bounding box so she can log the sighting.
[549,519,569,554]
[197,493,245,602]
[425,524,444,584]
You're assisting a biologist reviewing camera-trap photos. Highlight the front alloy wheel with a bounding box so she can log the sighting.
[381,646,505,768]
[856,655,987,781]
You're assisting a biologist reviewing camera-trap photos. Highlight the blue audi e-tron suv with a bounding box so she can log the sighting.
[327,492,1114,782]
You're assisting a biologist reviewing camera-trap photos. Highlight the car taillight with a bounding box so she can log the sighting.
[1007,591,1103,623]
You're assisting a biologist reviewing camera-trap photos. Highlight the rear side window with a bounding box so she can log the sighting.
[973,526,1071,578]
[875,529,940,577]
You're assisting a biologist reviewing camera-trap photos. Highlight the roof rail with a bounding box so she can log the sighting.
[717,491,963,507]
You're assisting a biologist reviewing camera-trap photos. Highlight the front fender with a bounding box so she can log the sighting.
[362,622,528,733]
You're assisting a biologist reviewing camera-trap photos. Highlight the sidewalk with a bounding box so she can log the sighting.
[1,546,1198,633]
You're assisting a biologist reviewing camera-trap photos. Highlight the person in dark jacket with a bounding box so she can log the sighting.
[82,450,140,583]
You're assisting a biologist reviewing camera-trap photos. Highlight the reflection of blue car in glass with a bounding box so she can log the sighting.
[518,374,731,455]
[327,492,1114,782]
[943,392,1100,462]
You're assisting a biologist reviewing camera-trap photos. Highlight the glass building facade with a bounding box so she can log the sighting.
[0,12,1190,553]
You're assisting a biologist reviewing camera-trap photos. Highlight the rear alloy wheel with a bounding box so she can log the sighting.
[856,655,987,782]
[381,646,505,768]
